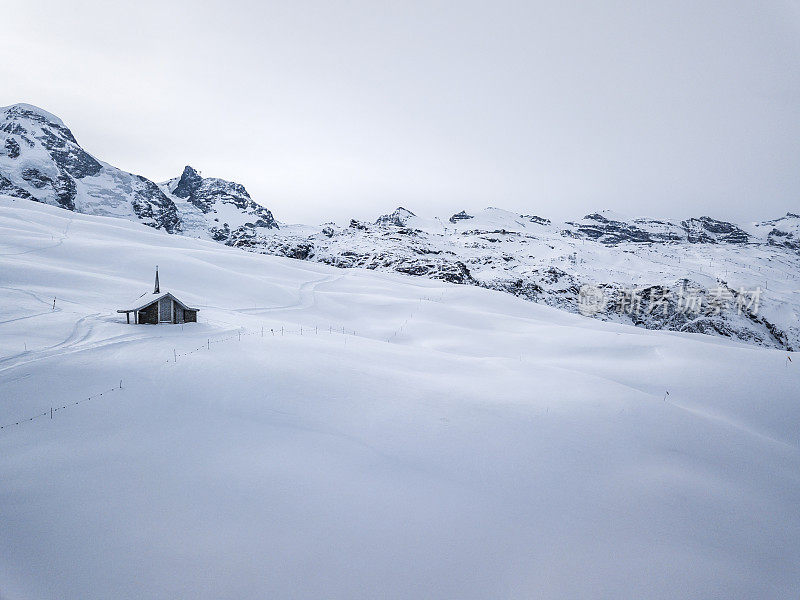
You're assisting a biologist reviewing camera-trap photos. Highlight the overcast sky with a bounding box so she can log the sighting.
[3,1,799,224]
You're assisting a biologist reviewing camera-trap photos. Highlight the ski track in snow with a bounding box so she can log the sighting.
[0,214,72,257]
[233,273,344,314]
[0,313,100,373]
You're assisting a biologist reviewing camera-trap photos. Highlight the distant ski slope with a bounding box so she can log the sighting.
[1,196,799,599]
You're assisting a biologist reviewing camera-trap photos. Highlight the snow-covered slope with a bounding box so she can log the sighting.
[1,196,799,599]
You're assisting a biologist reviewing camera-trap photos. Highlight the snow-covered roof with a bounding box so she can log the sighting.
[117,291,198,313]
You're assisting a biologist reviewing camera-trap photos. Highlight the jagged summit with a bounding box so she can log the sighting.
[681,217,749,244]
[161,164,279,243]
[172,165,204,199]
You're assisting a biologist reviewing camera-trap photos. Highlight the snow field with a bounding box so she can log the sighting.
[1,197,799,599]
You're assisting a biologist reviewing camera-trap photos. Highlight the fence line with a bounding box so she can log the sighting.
[1,322,358,433]
[0,382,123,432]
[163,322,359,363]
[386,292,444,342]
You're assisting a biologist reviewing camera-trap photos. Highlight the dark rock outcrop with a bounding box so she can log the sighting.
[132,176,180,233]
[376,207,415,228]
[4,137,20,158]
[575,213,656,244]
[0,174,35,199]
[168,165,278,239]
[449,210,474,223]
[681,217,749,244]
[522,214,551,226]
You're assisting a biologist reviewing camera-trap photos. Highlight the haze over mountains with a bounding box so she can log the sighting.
[2,102,799,349]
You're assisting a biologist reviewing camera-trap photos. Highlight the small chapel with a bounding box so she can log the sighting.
[117,268,199,325]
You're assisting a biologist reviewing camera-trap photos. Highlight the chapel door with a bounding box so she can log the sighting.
[159,297,171,322]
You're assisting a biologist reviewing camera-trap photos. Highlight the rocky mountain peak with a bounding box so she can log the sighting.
[1,103,108,212]
[376,206,416,227]
[572,212,657,244]
[1,102,102,183]
[172,165,204,198]
[163,164,279,242]
[565,212,753,246]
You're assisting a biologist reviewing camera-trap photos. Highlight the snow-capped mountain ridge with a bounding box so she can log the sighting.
[2,103,798,349]
[264,206,800,350]
[0,104,277,242]
[1,103,179,230]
